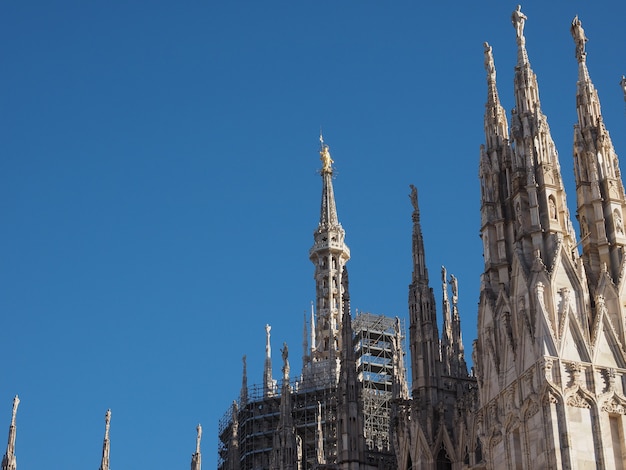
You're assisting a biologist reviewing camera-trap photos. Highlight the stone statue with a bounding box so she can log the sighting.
[511,5,527,40]
[196,424,202,453]
[11,395,19,424]
[282,342,289,364]
[265,324,271,357]
[450,274,458,302]
[549,197,557,220]
[281,342,290,380]
[620,76,626,100]
[441,266,447,284]
[570,15,587,59]
[615,210,624,235]
[483,42,495,81]
[409,184,418,211]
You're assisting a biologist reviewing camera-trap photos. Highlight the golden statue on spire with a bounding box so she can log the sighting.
[319,133,333,173]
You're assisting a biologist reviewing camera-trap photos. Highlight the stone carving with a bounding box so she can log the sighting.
[483,42,495,82]
[549,197,557,220]
[196,423,202,453]
[503,311,516,355]
[282,341,289,379]
[519,296,534,343]
[511,5,527,41]
[614,210,624,235]
[450,274,458,303]
[544,392,559,406]
[535,282,552,335]
[567,393,591,409]
[542,357,554,385]
[524,399,539,419]
[601,397,626,415]
[570,16,587,60]
[599,368,617,393]
[409,184,418,211]
[11,395,19,423]
[569,362,584,388]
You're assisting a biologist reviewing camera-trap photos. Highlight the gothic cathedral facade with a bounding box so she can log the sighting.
[395,8,626,470]
[214,8,626,470]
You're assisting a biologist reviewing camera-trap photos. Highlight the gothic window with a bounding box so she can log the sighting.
[475,438,483,464]
[436,448,452,470]
[609,414,626,468]
[511,428,523,470]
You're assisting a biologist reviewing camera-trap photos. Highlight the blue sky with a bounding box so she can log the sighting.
[2,1,625,468]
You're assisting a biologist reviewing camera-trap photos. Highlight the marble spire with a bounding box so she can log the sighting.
[571,14,626,288]
[191,424,202,470]
[309,136,350,364]
[1,396,19,470]
[263,324,275,397]
[98,410,111,470]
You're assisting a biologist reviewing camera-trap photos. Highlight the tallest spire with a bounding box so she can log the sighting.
[309,136,350,365]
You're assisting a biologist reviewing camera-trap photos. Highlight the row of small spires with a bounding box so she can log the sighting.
[0,395,203,470]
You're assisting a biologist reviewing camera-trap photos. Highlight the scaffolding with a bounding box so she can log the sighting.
[218,314,406,470]
[353,312,406,453]
[218,376,339,470]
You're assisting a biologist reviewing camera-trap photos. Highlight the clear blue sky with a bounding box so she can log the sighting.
[2,1,625,468]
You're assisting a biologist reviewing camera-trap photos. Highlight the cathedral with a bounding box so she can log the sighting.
[4,7,626,470]
[215,8,626,470]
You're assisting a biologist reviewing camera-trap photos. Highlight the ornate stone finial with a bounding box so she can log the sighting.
[409,184,418,211]
[99,409,111,470]
[196,423,202,454]
[511,5,527,41]
[621,76,626,101]
[319,134,334,173]
[104,409,111,439]
[570,15,588,61]
[11,396,19,426]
